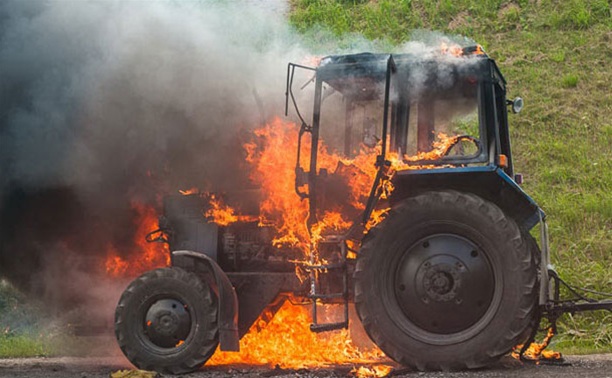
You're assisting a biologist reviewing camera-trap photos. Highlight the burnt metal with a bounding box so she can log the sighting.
[163,194,219,261]
[307,236,351,332]
[285,63,315,122]
[417,101,435,153]
[380,55,396,160]
[286,63,316,202]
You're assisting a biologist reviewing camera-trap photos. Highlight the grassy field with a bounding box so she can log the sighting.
[290,0,611,353]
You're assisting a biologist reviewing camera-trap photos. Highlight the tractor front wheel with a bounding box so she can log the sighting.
[115,267,218,374]
[355,191,538,370]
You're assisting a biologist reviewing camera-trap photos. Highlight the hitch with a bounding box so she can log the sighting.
[519,267,612,361]
[545,269,612,318]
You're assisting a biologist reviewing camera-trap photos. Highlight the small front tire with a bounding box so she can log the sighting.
[115,267,218,374]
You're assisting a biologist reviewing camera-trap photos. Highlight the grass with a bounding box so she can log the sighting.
[0,280,55,358]
[0,280,118,358]
[0,335,51,358]
[290,0,612,353]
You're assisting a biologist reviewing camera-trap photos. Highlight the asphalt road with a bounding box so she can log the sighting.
[0,354,611,378]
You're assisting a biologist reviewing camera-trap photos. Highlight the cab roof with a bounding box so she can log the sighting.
[314,46,505,101]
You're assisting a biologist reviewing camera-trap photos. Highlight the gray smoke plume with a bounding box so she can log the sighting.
[0,0,309,317]
[0,0,478,337]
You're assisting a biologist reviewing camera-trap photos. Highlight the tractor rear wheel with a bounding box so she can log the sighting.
[354,191,538,370]
[115,267,218,374]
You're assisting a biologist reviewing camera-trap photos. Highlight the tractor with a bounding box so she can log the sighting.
[114,46,612,373]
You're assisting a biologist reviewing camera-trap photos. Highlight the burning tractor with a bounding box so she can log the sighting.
[114,46,612,373]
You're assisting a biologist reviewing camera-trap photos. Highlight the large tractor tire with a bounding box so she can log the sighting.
[354,191,538,370]
[115,267,218,374]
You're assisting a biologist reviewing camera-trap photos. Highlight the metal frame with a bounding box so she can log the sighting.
[284,49,612,339]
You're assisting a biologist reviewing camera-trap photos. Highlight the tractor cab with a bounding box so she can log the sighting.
[286,46,538,230]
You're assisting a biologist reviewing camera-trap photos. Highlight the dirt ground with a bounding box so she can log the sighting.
[0,354,611,378]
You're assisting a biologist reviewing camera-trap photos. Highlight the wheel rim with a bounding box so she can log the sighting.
[143,298,192,348]
[393,234,496,337]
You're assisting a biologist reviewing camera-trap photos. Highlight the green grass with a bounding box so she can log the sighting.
[0,281,54,357]
[0,335,51,358]
[290,0,612,353]
[0,281,104,358]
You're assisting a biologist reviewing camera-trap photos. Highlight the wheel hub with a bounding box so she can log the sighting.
[394,234,495,334]
[144,298,191,348]
[422,261,462,301]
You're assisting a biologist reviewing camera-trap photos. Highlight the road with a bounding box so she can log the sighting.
[0,354,611,378]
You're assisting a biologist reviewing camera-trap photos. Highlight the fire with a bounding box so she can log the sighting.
[244,118,372,253]
[104,202,170,277]
[209,301,389,368]
[351,365,395,378]
[440,41,464,57]
[179,187,199,195]
[105,116,462,369]
[512,327,563,362]
[244,118,458,251]
[439,42,485,57]
[205,194,257,226]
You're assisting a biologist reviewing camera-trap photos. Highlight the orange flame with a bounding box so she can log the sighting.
[352,364,395,377]
[209,301,388,368]
[244,118,373,253]
[204,194,258,226]
[512,327,562,362]
[104,202,170,277]
[179,187,199,195]
[440,42,463,57]
[106,117,463,369]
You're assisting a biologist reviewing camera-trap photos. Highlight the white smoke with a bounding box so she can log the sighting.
[0,0,480,346]
[0,0,314,332]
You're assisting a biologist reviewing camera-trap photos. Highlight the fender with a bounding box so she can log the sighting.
[391,166,544,231]
[172,250,239,352]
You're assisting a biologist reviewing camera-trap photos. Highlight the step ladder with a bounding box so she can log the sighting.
[308,235,349,333]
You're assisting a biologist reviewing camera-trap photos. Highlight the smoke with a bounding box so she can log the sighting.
[0,0,480,339]
[0,0,309,319]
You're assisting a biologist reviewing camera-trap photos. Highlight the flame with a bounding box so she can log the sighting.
[512,327,562,362]
[107,117,464,368]
[440,41,463,57]
[244,118,372,253]
[351,365,395,378]
[209,301,388,368]
[104,202,170,277]
[207,119,458,368]
[364,208,390,232]
[205,194,257,226]
[179,187,199,195]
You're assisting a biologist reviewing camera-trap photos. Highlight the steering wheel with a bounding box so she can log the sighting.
[442,135,481,157]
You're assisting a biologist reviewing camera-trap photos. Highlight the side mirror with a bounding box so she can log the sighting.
[507,97,524,114]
